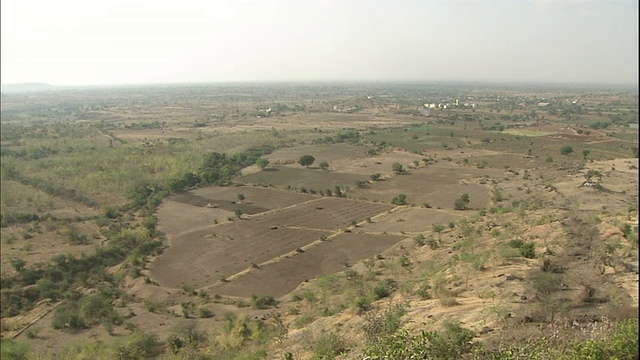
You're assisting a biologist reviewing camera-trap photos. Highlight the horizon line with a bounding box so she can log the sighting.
[2,79,638,90]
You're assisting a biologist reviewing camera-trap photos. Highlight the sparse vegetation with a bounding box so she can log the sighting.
[1,83,636,359]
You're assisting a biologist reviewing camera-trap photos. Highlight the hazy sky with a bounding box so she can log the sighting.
[1,0,638,86]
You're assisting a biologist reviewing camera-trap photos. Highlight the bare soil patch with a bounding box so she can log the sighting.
[254,197,394,231]
[353,163,495,209]
[214,232,406,298]
[191,185,317,210]
[360,207,467,234]
[264,143,368,164]
[156,199,234,238]
[149,222,330,289]
[329,149,424,176]
[554,158,638,213]
[170,191,270,215]
[238,166,370,191]
[152,188,398,295]
[156,186,318,237]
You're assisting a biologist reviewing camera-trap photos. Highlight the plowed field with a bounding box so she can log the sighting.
[151,187,401,295]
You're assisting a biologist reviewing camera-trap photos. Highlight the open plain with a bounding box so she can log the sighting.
[1,83,637,359]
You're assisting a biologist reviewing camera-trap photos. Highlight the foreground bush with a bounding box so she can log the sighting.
[365,318,638,360]
[364,320,475,359]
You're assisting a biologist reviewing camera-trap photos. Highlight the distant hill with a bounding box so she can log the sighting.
[1,83,56,93]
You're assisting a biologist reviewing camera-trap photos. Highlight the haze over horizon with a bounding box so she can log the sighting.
[1,0,638,87]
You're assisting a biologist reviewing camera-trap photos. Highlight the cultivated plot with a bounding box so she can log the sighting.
[359,207,467,234]
[213,232,406,298]
[151,187,399,293]
[150,222,331,289]
[238,166,370,191]
[351,163,495,208]
[253,197,395,230]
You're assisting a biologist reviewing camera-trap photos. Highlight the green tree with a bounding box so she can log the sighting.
[560,145,574,155]
[319,161,329,170]
[454,193,470,210]
[392,162,404,174]
[585,169,602,183]
[298,155,315,168]
[256,157,270,169]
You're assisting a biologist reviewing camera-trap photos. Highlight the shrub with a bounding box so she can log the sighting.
[293,313,316,328]
[256,157,270,169]
[373,279,397,300]
[364,321,476,359]
[620,223,637,243]
[353,296,372,313]
[520,242,536,259]
[66,226,89,245]
[454,193,470,210]
[251,294,278,309]
[119,331,162,359]
[373,283,390,300]
[426,236,439,250]
[25,326,41,339]
[313,332,348,359]
[363,303,407,343]
[181,284,196,295]
[199,307,214,318]
[560,145,574,155]
[1,339,29,360]
[483,318,638,359]
[52,303,86,329]
[508,239,524,248]
[532,272,563,296]
[415,284,432,300]
[391,194,407,205]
